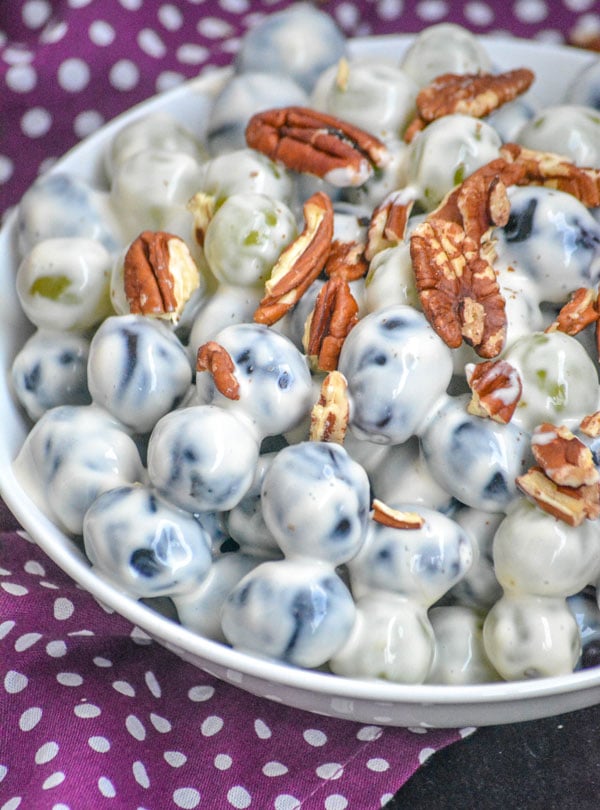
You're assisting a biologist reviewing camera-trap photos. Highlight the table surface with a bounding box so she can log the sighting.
[387,703,600,809]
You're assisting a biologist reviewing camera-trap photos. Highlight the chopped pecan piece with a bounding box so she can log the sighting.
[187,192,217,247]
[466,359,522,424]
[123,230,200,323]
[580,411,600,438]
[324,239,368,281]
[365,190,416,261]
[254,191,334,326]
[531,423,599,488]
[545,287,599,336]
[371,499,425,530]
[309,370,349,444]
[500,143,600,207]
[304,276,359,371]
[245,106,389,187]
[410,218,506,357]
[516,467,600,527]
[196,341,240,400]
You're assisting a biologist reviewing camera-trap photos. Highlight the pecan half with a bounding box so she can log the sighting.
[371,499,425,530]
[531,423,599,488]
[580,411,600,438]
[404,69,534,142]
[410,218,506,357]
[245,106,389,187]
[516,467,600,527]
[254,191,334,326]
[466,359,522,424]
[304,276,359,371]
[309,370,349,444]
[123,230,200,322]
[324,239,368,282]
[365,190,416,261]
[545,287,599,336]
[500,143,600,207]
[196,341,240,401]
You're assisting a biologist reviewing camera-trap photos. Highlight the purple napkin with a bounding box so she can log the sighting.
[0,529,473,808]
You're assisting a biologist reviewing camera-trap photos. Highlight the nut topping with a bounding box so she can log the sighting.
[196,341,240,401]
[123,230,200,323]
[324,239,368,282]
[580,411,600,438]
[516,467,600,527]
[365,189,416,261]
[187,192,217,247]
[531,423,599,488]
[309,370,349,444]
[254,191,334,326]
[245,106,389,187]
[410,218,506,357]
[466,359,522,424]
[545,287,599,336]
[371,499,425,530]
[304,276,359,371]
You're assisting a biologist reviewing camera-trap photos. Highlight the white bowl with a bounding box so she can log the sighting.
[1,35,599,728]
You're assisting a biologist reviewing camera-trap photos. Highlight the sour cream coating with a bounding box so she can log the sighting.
[400,22,492,86]
[338,305,453,445]
[516,105,600,167]
[11,328,91,421]
[87,314,193,434]
[222,558,356,668]
[16,237,113,331]
[427,606,499,684]
[565,60,600,111]
[13,404,144,535]
[226,452,279,558]
[83,484,212,598]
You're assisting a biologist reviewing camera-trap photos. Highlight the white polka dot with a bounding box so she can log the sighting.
[513,0,548,23]
[144,671,161,698]
[324,796,348,810]
[335,2,360,29]
[416,0,449,20]
[110,60,140,91]
[2,46,33,64]
[0,567,11,575]
[57,58,90,92]
[459,726,477,738]
[138,28,167,58]
[201,715,224,737]
[0,621,15,640]
[73,110,104,138]
[1,798,22,810]
[213,754,232,770]
[407,726,428,734]
[113,680,136,697]
[5,64,37,93]
[376,0,404,20]
[316,763,343,780]
[40,581,59,590]
[93,657,112,668]
[130,626,152,645]
[303,729,327,747]
[1,582,29,596]
[356,726,383,742]
[126,715,147,741]
[196,17,234,38]
[274,796,301,810]
[119,0,143,9]
[133,761,150,789]
[35,742,59,764]
[563,0,595,10]
[56,672,83,687]
[68,0,93,7]
[418,747,436,764]
[158,4,184,30]
[176,44,209,65]
[54,598,74,620]
[4,671,28,694]
[88,20,115,46]
[188,685,214,702]
[19,706,43,731]
[464,1,495,25]
[254,719,272,739]
[366,757,390,773]
[21,107,52,138]
[262,762,288,777]
[74,703,101,718]
[380,795,394,806]
[98,777,116,798]
[221,38,241,55]
[88,736,111,753]
[219,0,249,12]
[150,713,172,733]
[0,765,6,781]
[22,0,51,28]
[156,71,185,92]
[164,751,188,768]
[39,20,68,43]
[227,787,251,808]
[15,633,42,652]
[42,772,65,790]
[173,788,201,809]
[24,561,45,576]
[46,640,67,658]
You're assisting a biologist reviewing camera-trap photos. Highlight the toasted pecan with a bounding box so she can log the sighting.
[371,499,425,530]
[309,370,349,444]
[305,276,359,372]
[466,359,522,424]
[531,423,599,488]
